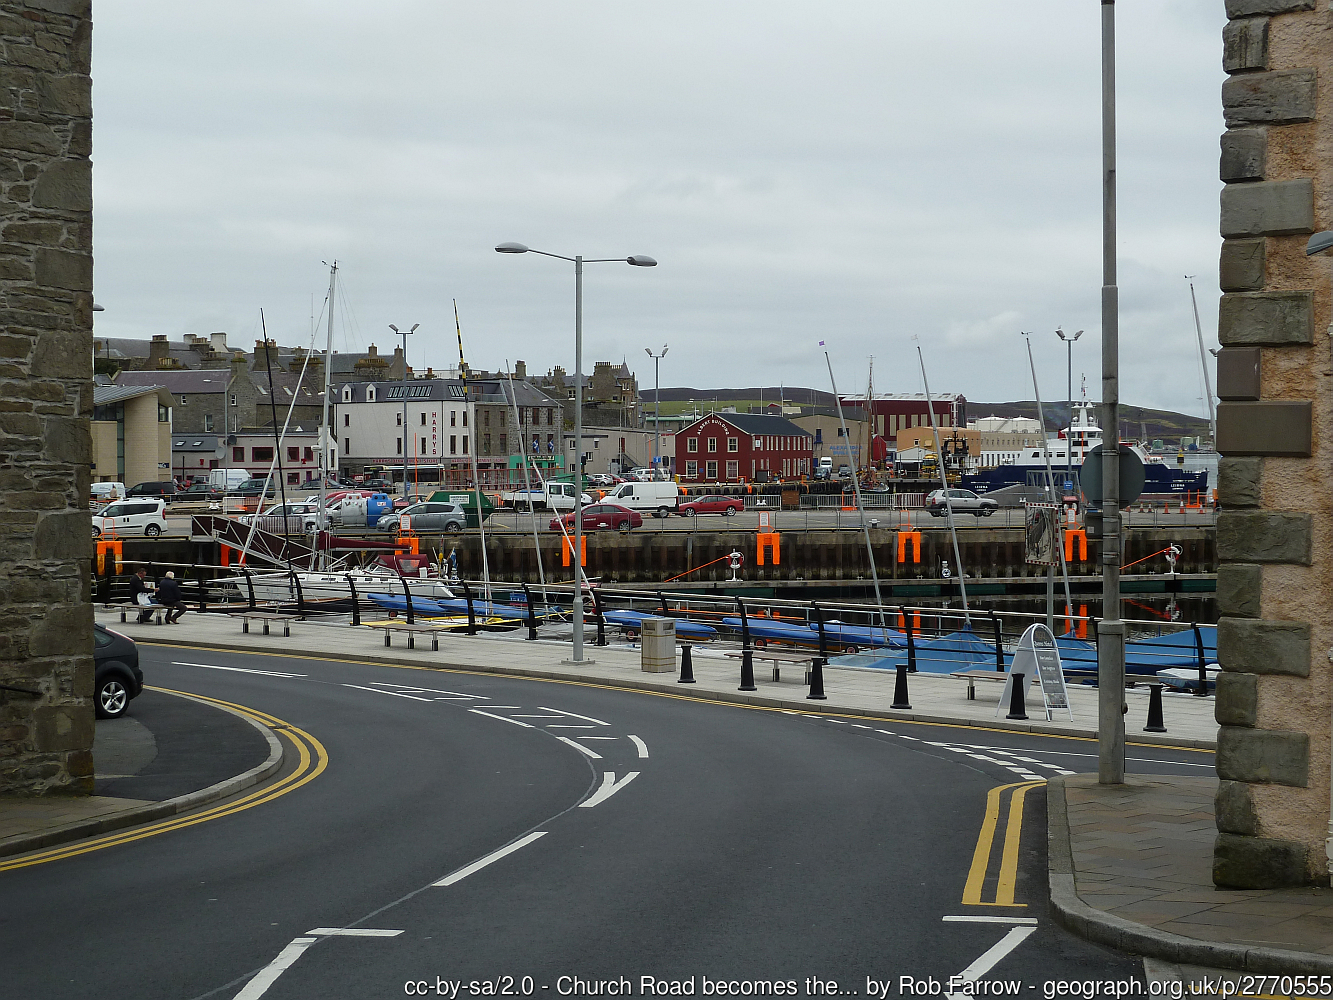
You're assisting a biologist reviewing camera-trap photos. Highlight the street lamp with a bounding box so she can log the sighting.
[645,345,668,477]
[496,241,657,665]
[388,322,419,500]
[1056,327,1083,481]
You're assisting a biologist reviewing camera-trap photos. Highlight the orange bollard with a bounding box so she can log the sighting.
[897,530,922,564]
[1064,528,1087,562]
[562,534,587,567]
[756,532,780,566]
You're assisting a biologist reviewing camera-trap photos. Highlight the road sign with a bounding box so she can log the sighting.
[1078,444,1145,506]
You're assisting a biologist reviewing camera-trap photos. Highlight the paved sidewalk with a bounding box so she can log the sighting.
[1049,774,1333,974]
[95,606,1219,746]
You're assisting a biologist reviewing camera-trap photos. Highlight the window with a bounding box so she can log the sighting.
[707,437,717,453]
[396,437,402,455]
[367,387,376,401]
[342,387,351,402]
[450,411,456,426]
[396,412,402,426]
[287,446,299,461]
[230,393,237,406]
[687,438,698,453]
[179,395,187,406]
[420,413,426,426]
[157,404,170,423]
[462,411,468,426]
[344,414,350,427]
[252,447,273,462]
[547,433,554,454]
[686,460,698,478]
[233,446,244,462]
[518,407,526,425]
[344,437,350,453]
[706,460,718,480]
[499,434,507,454]
[483,434,491,455]
[287,472,300,485]
[727,437,738,453]
[546,408,553,425]
[462,436,468,454]
[726,460,738,479]
[203,414,213,432]
[304,447,313,461]
[450,435,457,455]
[420,438,427,455]
[754,437,762,449]
[484,410,490,426]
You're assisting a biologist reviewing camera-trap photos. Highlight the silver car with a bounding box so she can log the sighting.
[926,488,998,517]
[377,501,467,532]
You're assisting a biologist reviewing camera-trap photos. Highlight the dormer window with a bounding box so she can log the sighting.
[367,387,376,401]
[342,387,352,402]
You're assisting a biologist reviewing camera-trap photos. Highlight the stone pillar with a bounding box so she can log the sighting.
[0,0,95,795]
[1213,0,1331,887]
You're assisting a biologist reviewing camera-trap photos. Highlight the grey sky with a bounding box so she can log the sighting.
[91,2,1225,417]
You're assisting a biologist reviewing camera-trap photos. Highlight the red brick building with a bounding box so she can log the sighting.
[676,412,813,483]
[839,392,966,440]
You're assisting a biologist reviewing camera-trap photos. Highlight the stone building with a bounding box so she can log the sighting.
[0,0,95,795]
[1212,0,1332,888]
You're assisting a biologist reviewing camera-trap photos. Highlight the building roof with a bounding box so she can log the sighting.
[115,369,232,393]
[338,379,561,407]
[681,412,812,438]
[171,435,221,452]
[93,384,171,406]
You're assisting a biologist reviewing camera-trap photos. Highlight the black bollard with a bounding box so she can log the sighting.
[739,648,756,692]
[891,662,912,709]
[522,582,538,641]
[678,643,696,684]
[460,578,475,635]
[1006,672,1029,720]
[807,656,827,700]
[1191,624,1208,697]
[346,574,361,627]
[1144,683,1167,733]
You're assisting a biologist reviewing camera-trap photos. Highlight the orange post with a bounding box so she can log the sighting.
[1064,528,1087,562]
[562,534,586,567]
[95,539,122,575]
[897,530,921,564]
[756,532,780,565]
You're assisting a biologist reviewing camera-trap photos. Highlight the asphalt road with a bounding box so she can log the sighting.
[3,646,1212,999]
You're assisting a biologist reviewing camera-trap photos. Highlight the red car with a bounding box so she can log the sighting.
[678,494,743,516]
[549,502,643,532]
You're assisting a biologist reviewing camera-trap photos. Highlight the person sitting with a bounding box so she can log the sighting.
[157,570,184,624]
[129,567,154,623]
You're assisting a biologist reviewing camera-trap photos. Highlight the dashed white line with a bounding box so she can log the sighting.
[233,937,318,1000]
[942,916,1038,925]
[343,684,432,702]
[433,831,547,887]
[557,736,602,759]
[547,724,598,729]
[172,661,307,679]
[540,707,609,726]
[307,927,404,937]
[945,925,1036,1000]
[468,708,534,728]
[628,735,649,759]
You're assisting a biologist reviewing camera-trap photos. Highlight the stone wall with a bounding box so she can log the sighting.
[0,0,95,795]
[1213,0,1333,887]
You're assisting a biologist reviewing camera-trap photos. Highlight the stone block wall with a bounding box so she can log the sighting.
[1213,0,1332,887]
[0,0,95,795]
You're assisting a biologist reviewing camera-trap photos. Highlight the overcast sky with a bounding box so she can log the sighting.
[90,2,1225,416]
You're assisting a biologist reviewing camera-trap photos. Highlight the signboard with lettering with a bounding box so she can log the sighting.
[996,623,1073,721]
[1024,503,1060,566]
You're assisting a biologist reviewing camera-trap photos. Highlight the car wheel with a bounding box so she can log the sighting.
[725,506,738,516]
[447,521,463,533]
[656,507,670,519]
[754,637,768,649]
[981,507,995,517]
[145,524,162,537]
[844,644,860,655]
[96,674,131,719]
[91,525,100,538]
[930,510,943,518]
[617,519,632,531]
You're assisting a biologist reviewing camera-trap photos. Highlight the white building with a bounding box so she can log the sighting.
[967,415,1045,467]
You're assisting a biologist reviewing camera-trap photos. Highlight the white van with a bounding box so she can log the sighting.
[91,499,169,538]
[209,469,251,492]
[604,480,680,518]
[90,482,127,507]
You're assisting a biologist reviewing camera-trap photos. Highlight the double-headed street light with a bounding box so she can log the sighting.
[388,323,420,500]
[495,242,657,665]
[1056,327,1083,480]
[645,345,668,476]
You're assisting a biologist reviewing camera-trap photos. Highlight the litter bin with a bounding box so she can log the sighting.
[640,617,676,673]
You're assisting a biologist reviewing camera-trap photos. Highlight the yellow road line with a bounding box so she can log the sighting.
[961,780,1043,907]
[0,689,328,873]
[136,641,1213,754]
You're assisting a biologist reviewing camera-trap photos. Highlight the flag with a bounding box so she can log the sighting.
[818,340,825,346]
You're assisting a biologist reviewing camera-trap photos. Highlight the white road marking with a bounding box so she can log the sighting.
[540,707,609,726]
[852,724,872,729]
[510,714,564,719]
[557,736,602,759]
[172,661,306,679]
[307,927,403,937]
[580,771,639,808]
[370,682,485,699]
[433,831,547,887]
[343,684,432,702]
[944,925,1037,1000]
[233,936,318,1000]
[469,708,533,728]
[546,724,597,729]
[628,735,649,758]
[577,736,619,740]
[942,916,1038,925]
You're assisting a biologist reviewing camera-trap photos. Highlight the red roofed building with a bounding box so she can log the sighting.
[676,412,813,483]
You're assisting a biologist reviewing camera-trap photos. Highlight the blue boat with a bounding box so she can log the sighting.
[367,593,534,621]
[720,617,904,651]
[599,610,719,641]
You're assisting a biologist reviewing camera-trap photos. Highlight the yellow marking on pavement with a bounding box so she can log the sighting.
[0,689,327,873]
[136,641,1214,754]
[961,780,1042,907]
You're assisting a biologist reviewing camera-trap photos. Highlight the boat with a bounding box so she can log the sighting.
[720,616,904,652]
[598,609,719,641]
[222,553,456,604]
[962,400,1209,498]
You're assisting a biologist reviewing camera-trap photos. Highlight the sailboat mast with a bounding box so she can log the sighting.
[1187,277,1216,446]
[455,300,492,602]
[318,262,336,567]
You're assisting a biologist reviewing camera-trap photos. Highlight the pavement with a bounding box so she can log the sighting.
[9,605,1332,974]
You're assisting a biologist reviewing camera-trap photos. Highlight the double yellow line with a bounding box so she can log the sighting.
[961,780,1043,907]
[0,689,328,873]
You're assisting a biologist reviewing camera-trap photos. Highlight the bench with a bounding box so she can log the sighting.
[104,602,165,625]
[364,621,440,651]
[229,611,299,637]
[951,668,1011,700]
[726,649,817,682]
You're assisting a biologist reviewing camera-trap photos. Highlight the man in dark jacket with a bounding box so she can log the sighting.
[157,570,184,624]
[129,567,153,623]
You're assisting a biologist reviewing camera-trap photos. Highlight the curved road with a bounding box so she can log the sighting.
[2,645,1210,999]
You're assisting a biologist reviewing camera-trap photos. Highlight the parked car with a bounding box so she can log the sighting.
[176,482,223,501]
[549,502,643,532]
[588,473,625,488]
[678,494,743,516]
[91,499,169,538]
[126,480,177,499]
[240,501,323,532]
[377,501,467,533]
[600,480,680,518]
[94,623,143,720]
[231,477,280,497]
[391,492,432,511]
[926,488,998,517]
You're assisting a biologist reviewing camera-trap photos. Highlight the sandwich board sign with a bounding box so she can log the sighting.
[994,623,1073,722]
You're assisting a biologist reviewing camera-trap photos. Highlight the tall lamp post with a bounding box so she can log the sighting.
[495,242,657,664]
[1056,327,1083,481]
[388,323,419,500]
[645,345,668,475]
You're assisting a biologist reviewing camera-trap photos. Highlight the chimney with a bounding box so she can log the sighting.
[148,335,170,366]
[210,331,229,353]
[367,343,378,358]
[515,360,527,379]
[252,339,283,371]
[392,345,404,379]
